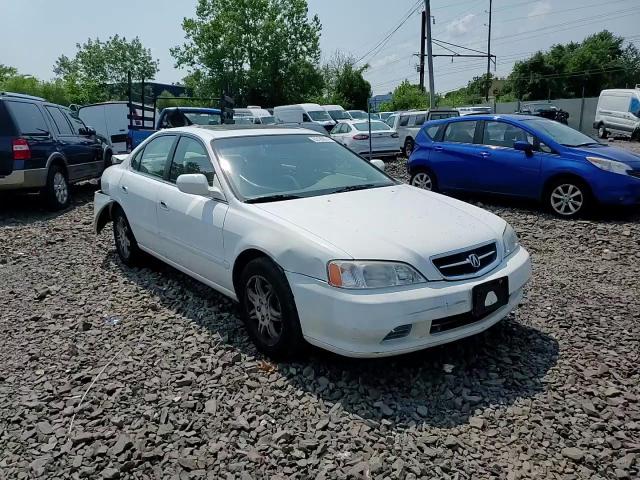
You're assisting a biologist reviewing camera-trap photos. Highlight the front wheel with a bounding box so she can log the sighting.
[404,138,415,157]
[546,180,590,218]
[410,169,436,191]
[239,257,304,360]
[597,125,608,139]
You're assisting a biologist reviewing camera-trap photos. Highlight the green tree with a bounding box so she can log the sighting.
[507,31,640,100]
[380,80,428,111]
[0,73,72,105]
[318,52,371,109]
[0,64,18,84]
[54,35,159,104]
[172,0,324,107]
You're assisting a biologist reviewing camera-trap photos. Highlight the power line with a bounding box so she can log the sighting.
[354,0,423,65]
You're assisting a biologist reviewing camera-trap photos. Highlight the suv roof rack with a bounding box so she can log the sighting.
[0,91,46,102]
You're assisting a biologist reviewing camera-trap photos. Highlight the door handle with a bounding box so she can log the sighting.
[434,146,444,151]
[479,152,490,158]
[120,185,128,193]
[159,201,169,210]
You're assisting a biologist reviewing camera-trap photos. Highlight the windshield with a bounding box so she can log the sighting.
[354,121,391,132]
[212,134,395,202]
[328,110,350,120]
[523,118,601,147]
[183,112,221,125]
[308,110,333,122]
[261,116,276,125]
[348,110,368,120]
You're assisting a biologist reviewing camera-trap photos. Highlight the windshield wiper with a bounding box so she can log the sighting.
[562,142,603,147]
[245,194,303,204]
[331,183,383,194]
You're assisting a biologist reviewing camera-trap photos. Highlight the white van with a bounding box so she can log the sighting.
[78,101,157,153]
[274,103,335,132]
[233,107,276,125]
[322,105,350,122]
[594,87,640,139]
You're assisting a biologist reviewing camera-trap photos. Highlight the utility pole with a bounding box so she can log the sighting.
[425,0,435,108]
[485,0,492,102]
[419,10,426,91]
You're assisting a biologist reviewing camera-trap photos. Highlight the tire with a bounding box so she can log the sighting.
[545,179,591,218]
[410,168,437,192]
[112,207,143,266]
[632,128,640,142]
[404,137,415,157]
[42,164,70,211]
[597,124,608,139]
[239,257,304,360]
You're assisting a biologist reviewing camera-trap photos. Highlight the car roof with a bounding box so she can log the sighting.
[168,125,324,139]
[427,114,541,123]
[164,107,221,113]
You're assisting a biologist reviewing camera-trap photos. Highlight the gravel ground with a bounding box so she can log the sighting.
[1,141,639,479]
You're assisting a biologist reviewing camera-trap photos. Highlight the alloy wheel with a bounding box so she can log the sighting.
[115,217,131,259]
[53,172,68,205]
[245,275,283,346]
[550,183,584,216]
[412,172,433,190]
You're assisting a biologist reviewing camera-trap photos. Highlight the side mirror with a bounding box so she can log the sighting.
[176,174,226,201]
[112,154,128,165]
[371,159,385,171]
[80,126,96,136]
[514,141,533,155]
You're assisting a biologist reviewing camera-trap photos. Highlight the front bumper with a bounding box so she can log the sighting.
[287,246,531,358]
[591,174,640,206]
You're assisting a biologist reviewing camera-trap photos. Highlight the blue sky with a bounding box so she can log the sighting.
[1,0,638,96]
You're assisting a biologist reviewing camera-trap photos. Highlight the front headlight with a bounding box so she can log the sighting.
[586,156,631,176]
[503,223,519,258]
[327,260,426,289]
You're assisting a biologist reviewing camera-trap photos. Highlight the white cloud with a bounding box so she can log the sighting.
[446,13,476,36]
[528,1,552,19]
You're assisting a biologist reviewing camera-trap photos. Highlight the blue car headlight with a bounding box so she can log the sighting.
[503,223,519,259]
[586,157,631,176]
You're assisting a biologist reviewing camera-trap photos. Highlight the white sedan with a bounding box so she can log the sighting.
[331,120,401,158]
[94,126,531,359]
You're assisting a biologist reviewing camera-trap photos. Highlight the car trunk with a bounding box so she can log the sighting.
[369,130,398,152]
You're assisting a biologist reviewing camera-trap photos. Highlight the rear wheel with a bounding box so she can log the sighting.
[112,207,143,266]
[546,179,590,218]
[42,164,70,211]
[597,124,608,139]
[239,257,304,360]
[410,169,437,191]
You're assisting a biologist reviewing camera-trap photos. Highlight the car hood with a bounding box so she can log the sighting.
[255,184,506,280]
[574,145,640,169]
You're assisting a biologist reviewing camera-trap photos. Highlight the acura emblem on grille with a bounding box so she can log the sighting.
[467,253,481,269]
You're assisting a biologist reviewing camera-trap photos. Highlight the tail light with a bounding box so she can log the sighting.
[12,138,31,160]
[391,132,399,138]
[353,134,369,140]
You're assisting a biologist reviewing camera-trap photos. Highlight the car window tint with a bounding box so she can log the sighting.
[399,115,409,127]
[443,121,477,144]
[302,113,311,122]
[137,136,175,178]
[425,125,440,139]
[169,136,214,185]
[483,121,534,148]
[354,121,390,132]
[65,110,87,134]
[6,101,49,135]
[415,115,426,126]
[131,148,144,170]
[45,106,74,135]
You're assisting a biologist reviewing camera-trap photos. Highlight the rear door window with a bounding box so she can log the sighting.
[399,115,409,127]
[6,101,50,135]
[415,114,426,126]
[443,121,478,144]
[135,135,176,179]
[45,106,74,135]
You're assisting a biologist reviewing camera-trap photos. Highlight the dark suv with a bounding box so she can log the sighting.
[0,92,110,209]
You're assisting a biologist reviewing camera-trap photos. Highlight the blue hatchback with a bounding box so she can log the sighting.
[408,115,640,217]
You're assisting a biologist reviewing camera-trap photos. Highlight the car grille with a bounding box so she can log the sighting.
[432,242,498,279]
[629,170,640,179]
[382,324,412,341]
